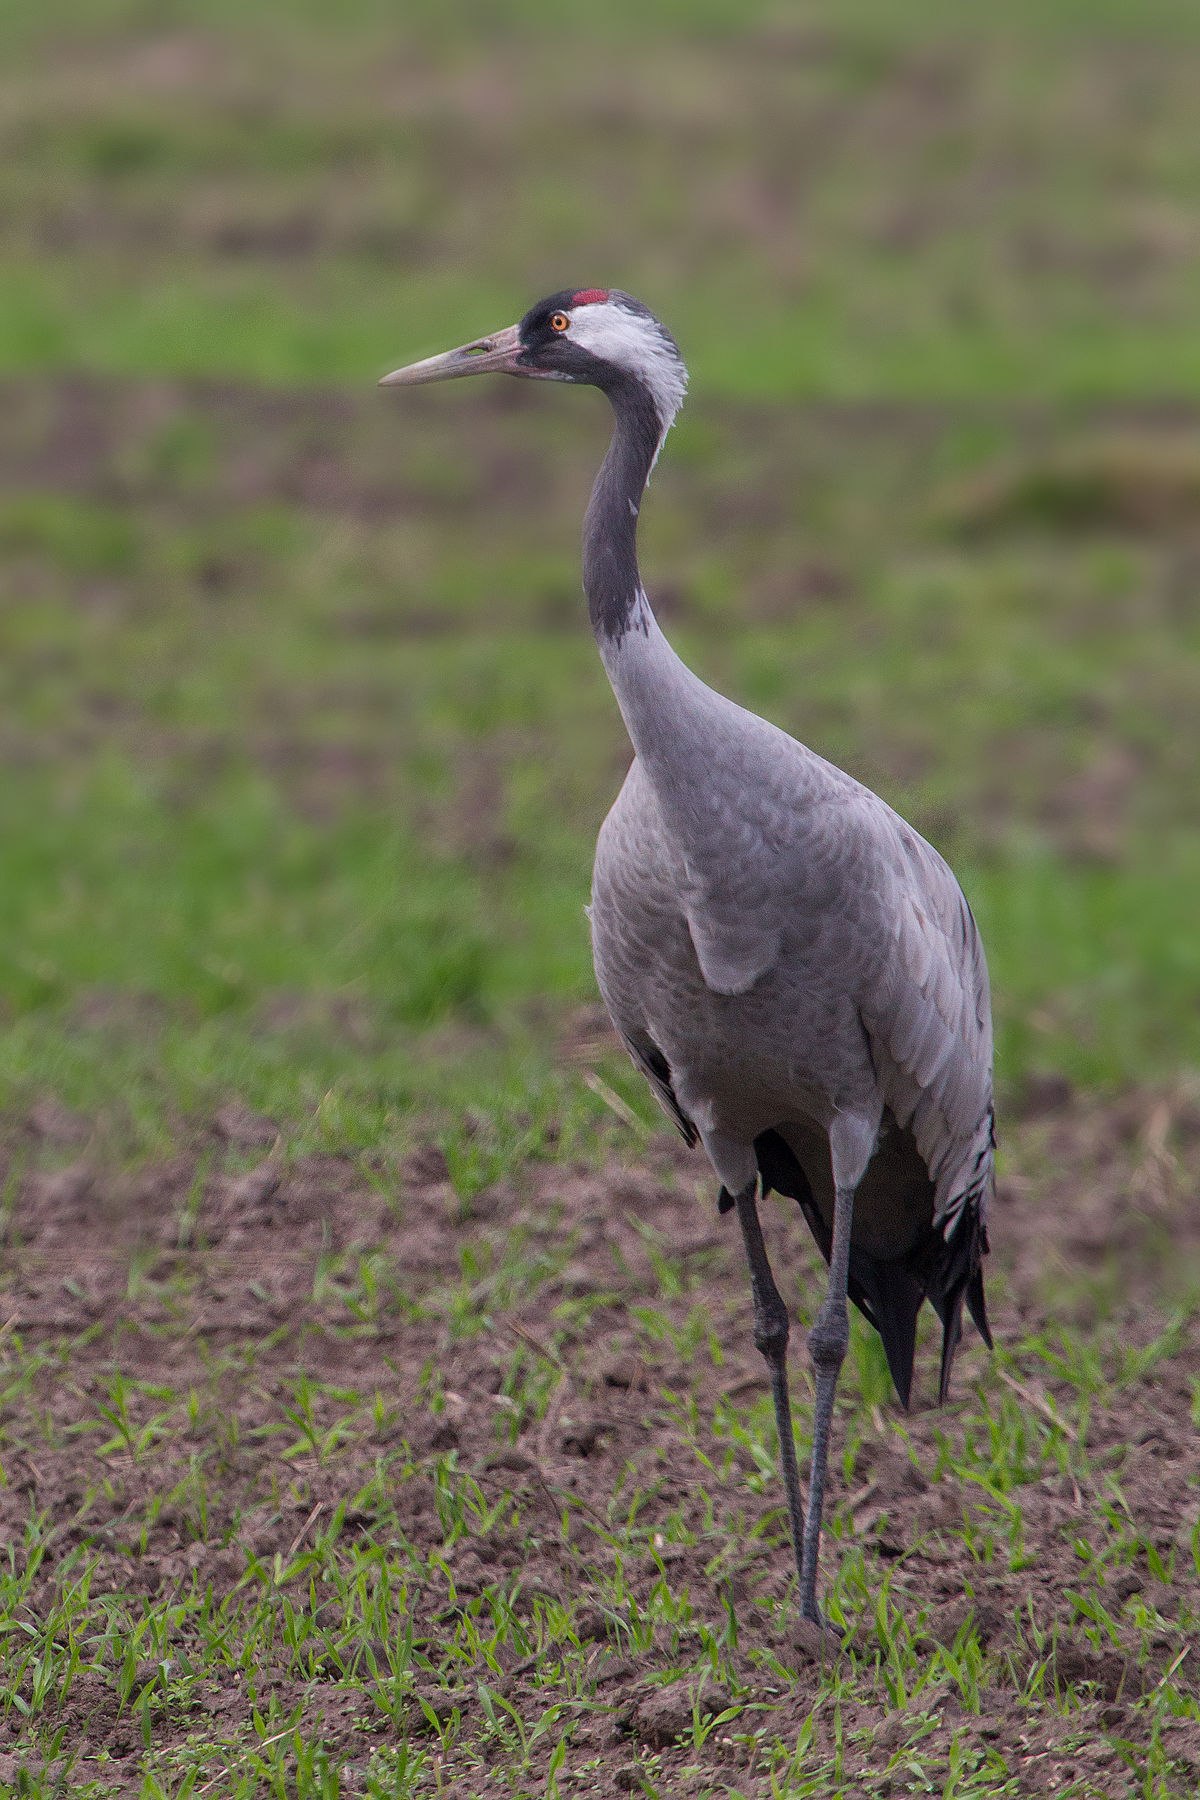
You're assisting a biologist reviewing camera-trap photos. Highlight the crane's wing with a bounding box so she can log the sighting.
[857,815,993,1230]
[673,720,995,1396]
[618,1030,698,1146]
[851,809,995,1396]
[667,711,994,1232]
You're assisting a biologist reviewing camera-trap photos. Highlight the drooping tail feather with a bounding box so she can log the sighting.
[852,1260,926,1410]
[926,1210,992,1403]
[966,1264,993,1349]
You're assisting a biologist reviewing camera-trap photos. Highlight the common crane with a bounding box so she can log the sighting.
[381,289,994,1625]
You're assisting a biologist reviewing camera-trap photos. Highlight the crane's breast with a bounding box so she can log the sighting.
[590,761,701,1026]
[588,759,877,1147]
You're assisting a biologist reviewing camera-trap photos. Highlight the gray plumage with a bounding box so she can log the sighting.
[381,285,995,1626]
[591,655,993,1389]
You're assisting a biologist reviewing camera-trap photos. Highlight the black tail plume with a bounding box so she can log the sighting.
[926,1203,992,1403]
[965,1264,992,1349]
[855,1262,926,1410]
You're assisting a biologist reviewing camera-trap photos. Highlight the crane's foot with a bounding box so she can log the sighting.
[792,1614,828,1663]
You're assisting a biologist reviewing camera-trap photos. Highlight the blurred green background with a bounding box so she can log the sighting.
[2,0,1199,1162]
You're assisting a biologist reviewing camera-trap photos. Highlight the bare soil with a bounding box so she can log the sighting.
[1,1080,1198,1793]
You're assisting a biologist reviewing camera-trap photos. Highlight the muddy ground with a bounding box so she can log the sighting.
[0,1074,1197,1793]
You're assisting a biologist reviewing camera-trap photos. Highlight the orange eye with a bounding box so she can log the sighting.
[549,311,570,332]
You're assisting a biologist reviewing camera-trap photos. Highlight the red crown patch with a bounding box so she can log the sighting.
[570,289,610,307]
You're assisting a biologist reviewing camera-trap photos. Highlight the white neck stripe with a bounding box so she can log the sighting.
[567,300,688,441]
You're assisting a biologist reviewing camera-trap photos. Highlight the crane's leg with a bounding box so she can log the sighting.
[798,1178,855,1624]
[729,1181,807,1593]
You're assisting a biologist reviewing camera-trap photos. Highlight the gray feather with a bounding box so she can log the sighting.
[592,618,994,1291]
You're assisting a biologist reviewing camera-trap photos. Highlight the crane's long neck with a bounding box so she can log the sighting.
[582,377,663,644]
[582,379,716,775]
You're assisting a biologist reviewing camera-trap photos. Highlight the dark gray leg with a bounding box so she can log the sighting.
[730,1182,807,1593]
[798,1181,854,1623]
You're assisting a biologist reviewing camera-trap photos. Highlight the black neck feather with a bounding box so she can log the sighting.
[582,376,663,642]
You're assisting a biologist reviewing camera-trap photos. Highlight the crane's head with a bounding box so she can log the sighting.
[380,289,688,441]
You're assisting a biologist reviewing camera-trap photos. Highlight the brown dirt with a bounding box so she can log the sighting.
[1,1084,1198,1792]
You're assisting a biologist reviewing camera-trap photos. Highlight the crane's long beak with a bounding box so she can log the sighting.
[379,322,524,388]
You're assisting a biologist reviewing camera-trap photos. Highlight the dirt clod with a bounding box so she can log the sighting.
[628,1678,732,1748]
[408,1686,466,1730]
[25,1099,89,1145]
[213,1102,279,1149]
[221,1162,282,1209]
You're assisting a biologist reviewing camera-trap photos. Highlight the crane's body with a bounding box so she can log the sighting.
[592,663,993,1295]
[382,287,994,1624]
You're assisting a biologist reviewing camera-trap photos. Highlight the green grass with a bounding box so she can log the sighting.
[2,407,1198,1148]
[1,0,1198,1147]
[6,4,1200,397]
